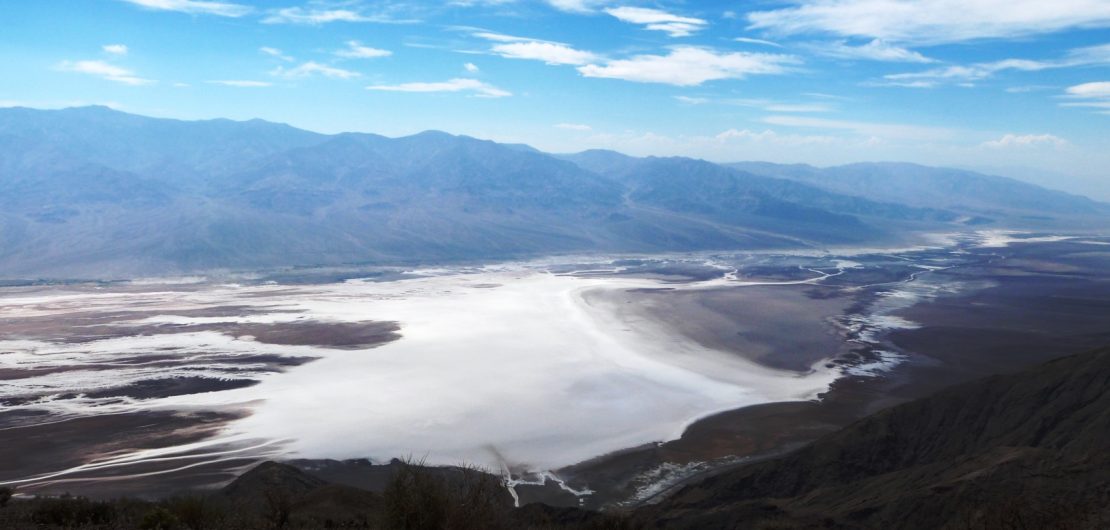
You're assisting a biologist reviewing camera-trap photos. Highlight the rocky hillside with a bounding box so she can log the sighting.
[642,346,1110,529]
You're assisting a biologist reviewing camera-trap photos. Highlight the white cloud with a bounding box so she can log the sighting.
[546,0,606,13]
[815,39,935,63]
[1065,81,1110,99]
[57,60,154,85]
[674,95,708,104]
[270,61,361,79]
[262,7,405,24]
[367,78,511,97]
[207,80,272,87]
[491,41,599,65]
[734,37,782,47]
[881,43,1110,86]
[681,96,833,112]
[1005,85,1054,93]
[1060,81,1110,113]
[981,133,1067,148]
[260,46,294,61]
[555,123,592,131]
[121,0,251,17]
[336,40,392,59]
[714,128,838,145]
[577,46,799,86]
[747,0,1110,45]
[464,62,480,73]
[472,31,532,43]
[605,7,708,37]
[102,44,128,55]
[472,31,599,66]
[733,99,833,112]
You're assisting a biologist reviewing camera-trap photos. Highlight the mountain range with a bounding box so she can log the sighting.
[1,106,1106,279]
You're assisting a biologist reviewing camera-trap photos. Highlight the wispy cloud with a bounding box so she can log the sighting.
[472,31,532,43]
[262,6,411,24]
[733,99,833,112]
[604,7,707,37]
[57,60,154,85]
[367,78,511,97]
[464,62,479,73]
[1060,81,1110,114]
[1065,81,1110,99]
[981,133,1067,148]
[473,31,599,65]
[578,46,799,86]
[102,44,128,55]
[260,46,294,61]
[814,39,935,63]
[674,95,708,104]
[270,61,361,79]
[207,80,272,87]
[120,0,251,17]
[555,123,592,130]
[734,37,782,48]
[747,0,1110,45]
[336,40,392,58]
[492,41,599,65]
[545,0,607,13]
[673,95,832,112]
[762,115,952,141]
[880,43,1110,87]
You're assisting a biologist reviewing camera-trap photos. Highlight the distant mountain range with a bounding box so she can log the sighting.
[1,106,1106,279]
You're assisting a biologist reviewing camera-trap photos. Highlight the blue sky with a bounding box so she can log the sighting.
[1,0,1108,198]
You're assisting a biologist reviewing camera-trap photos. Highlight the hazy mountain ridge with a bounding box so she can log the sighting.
[728,160,1109,217]
[0,107,1104,278]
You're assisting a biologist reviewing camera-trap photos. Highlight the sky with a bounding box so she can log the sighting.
[1,0,1108,199]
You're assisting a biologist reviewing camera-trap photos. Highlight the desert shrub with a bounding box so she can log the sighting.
[383,461,450,530]
[165,494,225,530]
[447,466,511,530]
[31,494,116,526]
[140,506,180,530]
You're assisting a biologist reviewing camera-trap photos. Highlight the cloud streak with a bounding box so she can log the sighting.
[270,61,361,79]
[747,0,1110,45]
[814,39,935,63]
[981,133,1066,148]
[207,80,272,87]
[880,43,1110,87]
[367,78,511,97]
[57,60,154,85]
[578,47,798,86]
[336,41,392,59]
[605,7,707,37]
[120,0,251,17]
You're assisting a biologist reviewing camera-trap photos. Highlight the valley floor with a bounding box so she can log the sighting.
[1,232,1108,510]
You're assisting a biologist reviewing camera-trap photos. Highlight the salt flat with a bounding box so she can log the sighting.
[1,265,845,483]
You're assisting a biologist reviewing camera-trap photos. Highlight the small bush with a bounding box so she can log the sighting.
[165,495,225,530]
[140,506,180,530]
[31,495,116,526]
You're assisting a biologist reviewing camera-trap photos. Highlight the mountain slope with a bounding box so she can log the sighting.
[643,346,1110,529]
[729,160,1108,221]
[0,107,1105,278]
